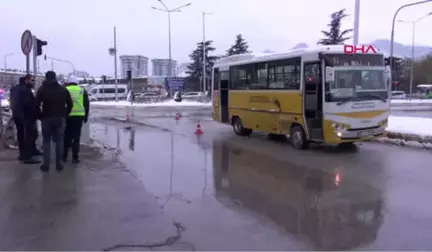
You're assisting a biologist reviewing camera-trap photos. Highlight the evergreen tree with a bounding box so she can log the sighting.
[186,40,217,80]
[227,34,250,56]
[317,9,353,45]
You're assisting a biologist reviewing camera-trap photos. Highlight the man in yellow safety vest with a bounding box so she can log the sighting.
[63,75,90,163]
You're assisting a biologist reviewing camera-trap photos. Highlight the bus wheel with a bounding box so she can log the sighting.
[290,125,309,150]
[232,117,252,136]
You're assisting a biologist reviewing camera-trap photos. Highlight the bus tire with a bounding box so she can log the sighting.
[338,142,356,149]
[290,125,309,150]
[232,117,252,136]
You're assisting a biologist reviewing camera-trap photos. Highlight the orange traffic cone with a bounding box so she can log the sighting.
[194,121,203,135]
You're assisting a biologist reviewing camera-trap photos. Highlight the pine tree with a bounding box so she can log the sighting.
[186,40,217,80]
[317,9,353,45]
[227,34,250,56]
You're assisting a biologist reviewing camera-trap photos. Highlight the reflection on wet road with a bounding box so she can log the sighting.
[91,115,432,250]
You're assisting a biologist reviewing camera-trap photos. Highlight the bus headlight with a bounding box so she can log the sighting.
[331,123,349,131]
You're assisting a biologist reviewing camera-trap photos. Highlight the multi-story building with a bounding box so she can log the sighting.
[120,55,149,78]
[152,59,177,77]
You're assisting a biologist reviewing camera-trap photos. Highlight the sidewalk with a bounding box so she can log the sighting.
[0,144,189,250]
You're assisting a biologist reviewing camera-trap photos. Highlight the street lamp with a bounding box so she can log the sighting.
[389,0,432,90]
[44,55,76,74]
[151,0,191,95]
[3,53,14,70]
[353,0,360,45]
[202,12,213,93]
[398,12,432,100]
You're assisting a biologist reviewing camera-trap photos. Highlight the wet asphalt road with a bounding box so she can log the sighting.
[91,107,432,251]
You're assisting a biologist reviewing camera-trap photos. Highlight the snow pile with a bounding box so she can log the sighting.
[92,100,211,107]
[384,116,432,148]
[387,116,432,137]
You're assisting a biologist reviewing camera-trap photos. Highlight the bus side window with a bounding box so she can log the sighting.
[230,65,252,90]
[213,68,220,90]
[249,63,268,89]
[268,58,300,90]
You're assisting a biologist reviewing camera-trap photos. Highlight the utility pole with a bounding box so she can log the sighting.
[114,26,119,102]
[152,0,191,96]
[202,12,213,93]
[353,0,360,45]
[398,12,432,100]
[389,0,432,91]
[3,53,13,70]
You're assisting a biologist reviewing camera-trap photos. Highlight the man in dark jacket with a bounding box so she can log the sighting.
[63,75,90,163]
[10,75,41,164]
[35,71,73,172]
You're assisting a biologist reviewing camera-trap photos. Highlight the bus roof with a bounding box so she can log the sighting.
[214,45,384,68]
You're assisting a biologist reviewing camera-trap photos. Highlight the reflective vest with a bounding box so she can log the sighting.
[66,85,85,116]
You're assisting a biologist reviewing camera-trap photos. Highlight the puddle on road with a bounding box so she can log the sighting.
[91,122,385,251]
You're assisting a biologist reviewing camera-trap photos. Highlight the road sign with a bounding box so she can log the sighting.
[21,30,33,55]
[166,77,185,89]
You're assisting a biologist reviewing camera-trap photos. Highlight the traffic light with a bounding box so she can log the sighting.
[126,70,132,81]
[36,39,47,56]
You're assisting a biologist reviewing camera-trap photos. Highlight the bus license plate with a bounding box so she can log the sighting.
[358,130,373,137]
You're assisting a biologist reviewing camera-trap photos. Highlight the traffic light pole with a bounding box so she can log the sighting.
[32,36,38,86]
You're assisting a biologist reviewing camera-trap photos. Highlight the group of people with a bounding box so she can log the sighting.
[10,71,90,172]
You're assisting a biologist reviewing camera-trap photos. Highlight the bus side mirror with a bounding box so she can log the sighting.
[325,67,334,83]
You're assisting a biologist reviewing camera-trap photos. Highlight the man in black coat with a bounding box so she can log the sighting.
[35,71,73,172]
[10,75,41,164]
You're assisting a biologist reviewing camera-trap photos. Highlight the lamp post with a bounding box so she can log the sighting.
[44,55,76,74]
[398,12,432,100]
[389,0,432,90]
[152,0,191,96]
[3,53,14,70]
[353,0,360,45]
[202,12,213,93]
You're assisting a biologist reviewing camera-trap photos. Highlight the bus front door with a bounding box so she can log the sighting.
[220,71,230,123]
[303,61,324,141]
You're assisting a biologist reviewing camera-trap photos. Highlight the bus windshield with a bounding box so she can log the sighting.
[326,69,388,102]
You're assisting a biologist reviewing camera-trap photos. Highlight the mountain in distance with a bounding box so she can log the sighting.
[290,39,432,59]
[370,39,432,59]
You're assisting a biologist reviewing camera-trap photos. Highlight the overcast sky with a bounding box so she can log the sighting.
[1,0,432,76]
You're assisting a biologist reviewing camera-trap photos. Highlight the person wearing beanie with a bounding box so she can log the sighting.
[63,75,90,163]
[34,71,73,172]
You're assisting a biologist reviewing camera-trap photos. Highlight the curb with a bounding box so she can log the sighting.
[384,131,432,144]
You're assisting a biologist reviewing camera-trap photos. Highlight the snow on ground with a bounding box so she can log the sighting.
[387,116,432,136]
[91,100,211,107]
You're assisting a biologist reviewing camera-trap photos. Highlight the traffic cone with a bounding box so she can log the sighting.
[194,121,203,135]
